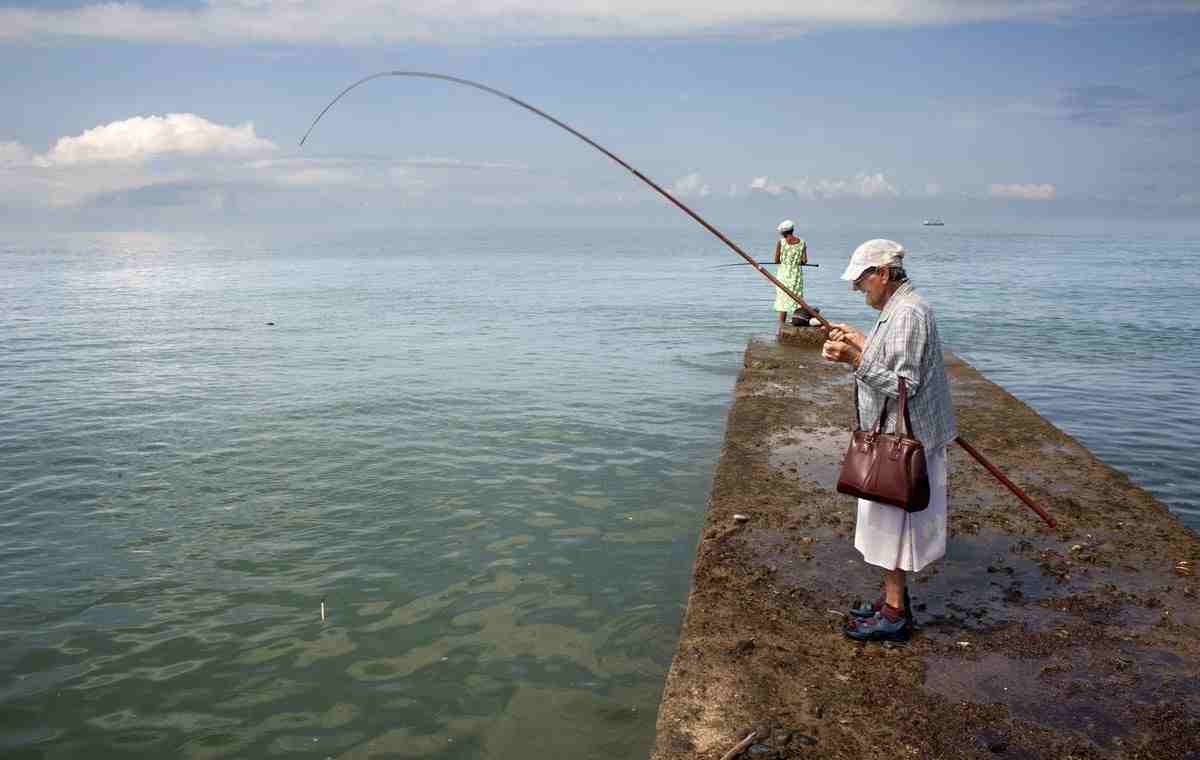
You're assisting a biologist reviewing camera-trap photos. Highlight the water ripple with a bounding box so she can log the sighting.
[1,226,1196,758]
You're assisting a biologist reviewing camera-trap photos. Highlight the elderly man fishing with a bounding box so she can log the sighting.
[820,240,957,642]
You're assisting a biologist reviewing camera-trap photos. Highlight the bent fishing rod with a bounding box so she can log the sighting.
[299,71,828,329]
[300,70,1055,529]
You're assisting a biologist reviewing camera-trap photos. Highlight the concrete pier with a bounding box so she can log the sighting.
[651,332,1199,759]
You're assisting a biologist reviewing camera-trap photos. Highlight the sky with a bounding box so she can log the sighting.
[1,1,1199,233]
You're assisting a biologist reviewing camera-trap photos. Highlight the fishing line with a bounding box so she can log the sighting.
[712,261,820,269]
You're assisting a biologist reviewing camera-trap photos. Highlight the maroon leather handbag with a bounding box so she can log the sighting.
[836,377,930,512]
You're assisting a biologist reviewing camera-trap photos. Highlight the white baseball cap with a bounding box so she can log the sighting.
[840,239,905,287]
[777,219,795,233]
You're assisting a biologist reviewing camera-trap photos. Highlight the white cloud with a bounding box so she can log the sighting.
[0,141,546,215]
[670,172,710,198]
[33,114,276,167]
[750,176,796,196]
[750,172,900,200]
[2,1,1196,45]
[0,141,33,166]
[925,182,942,196]
[989,182,1057,200]
[843,172,898,198]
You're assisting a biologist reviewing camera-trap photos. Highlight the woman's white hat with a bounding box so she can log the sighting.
[840,239,905,285]
[777,219,795,233]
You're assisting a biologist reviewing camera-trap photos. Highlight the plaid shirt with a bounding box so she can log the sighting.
[854,281,958,450]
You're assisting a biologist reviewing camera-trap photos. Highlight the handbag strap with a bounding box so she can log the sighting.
[851,373,917,439]
[896,376,915,439]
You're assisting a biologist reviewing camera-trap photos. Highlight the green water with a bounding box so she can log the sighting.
[2,224,1197,758]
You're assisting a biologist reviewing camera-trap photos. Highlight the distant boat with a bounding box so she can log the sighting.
[922,219,945,226]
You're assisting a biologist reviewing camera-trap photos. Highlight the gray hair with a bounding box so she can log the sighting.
[883,264,908,283]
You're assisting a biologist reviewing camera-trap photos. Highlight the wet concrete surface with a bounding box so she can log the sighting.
[651,330,1200,760]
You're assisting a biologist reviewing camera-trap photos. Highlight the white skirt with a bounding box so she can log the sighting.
[853,444,948,572]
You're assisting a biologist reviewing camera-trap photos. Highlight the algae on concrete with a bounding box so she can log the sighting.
[652,337,1200,760]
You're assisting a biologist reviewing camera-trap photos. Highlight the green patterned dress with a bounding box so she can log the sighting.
[772,238,807,312]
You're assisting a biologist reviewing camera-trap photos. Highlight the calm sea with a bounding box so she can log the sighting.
[2,223,1197,758]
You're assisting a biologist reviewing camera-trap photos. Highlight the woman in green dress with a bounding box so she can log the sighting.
[772,219,808,334]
